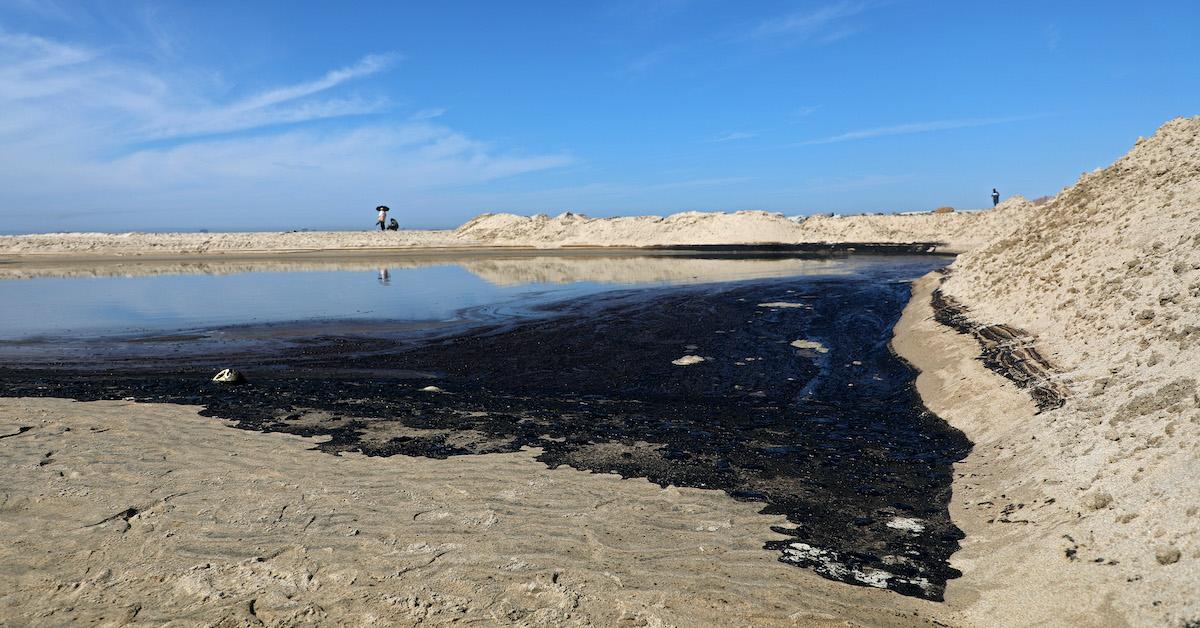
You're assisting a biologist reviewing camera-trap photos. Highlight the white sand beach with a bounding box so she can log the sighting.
[1,116,1198,626]
[0,203,1025,260]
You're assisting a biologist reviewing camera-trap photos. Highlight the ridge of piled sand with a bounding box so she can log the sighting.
[0,203,1033,258]
[894,275,1124,627]
[453,204,1033,252]
[0,229,464,256]
[920,116,1200,626]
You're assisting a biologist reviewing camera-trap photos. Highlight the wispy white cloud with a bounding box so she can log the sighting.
[707,131,756,143]
[105,123,571,188]
[1044,24,1061,52]
[797,116,1041,145]
[235,54,395,112]
[0,0,76,22]
[0,31,572,231]
[793,105,820,118]
[625,44,683,74]
[0,31,93,77]
[747,1,875,44]
[603,0,695,28]
[409,107,447,121]
[795,173,912,192]
[450,176,753,207]
[143,53,400,138]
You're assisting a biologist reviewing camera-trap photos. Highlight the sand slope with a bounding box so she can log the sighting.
[896,276,1130,627]
[796,198,1033,254]
[930,116,1200,626]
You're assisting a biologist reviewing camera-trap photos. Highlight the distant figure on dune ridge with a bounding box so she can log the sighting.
[991,188,1000,207]
[376,205,390,231]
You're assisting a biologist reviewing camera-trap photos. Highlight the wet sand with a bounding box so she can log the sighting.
[0,396,948,626]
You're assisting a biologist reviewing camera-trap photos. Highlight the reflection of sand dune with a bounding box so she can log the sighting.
[0,258,453,280]
[460,256,851,285]
[0,254,855,285]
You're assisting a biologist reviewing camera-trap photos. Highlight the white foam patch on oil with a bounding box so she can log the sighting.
[790,339,829,353]
[782,542,933,593]
[671,355,706,366]
[885,517,926,533]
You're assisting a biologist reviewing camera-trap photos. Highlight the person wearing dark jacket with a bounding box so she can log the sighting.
[991,189,1000,207]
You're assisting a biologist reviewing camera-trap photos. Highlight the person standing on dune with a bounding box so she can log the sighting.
[991,188,1000,207]
[375,205,389,231]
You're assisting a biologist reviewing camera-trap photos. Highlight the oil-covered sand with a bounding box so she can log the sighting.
[1,255,976,624]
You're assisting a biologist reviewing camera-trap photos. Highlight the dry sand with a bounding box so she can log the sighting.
[895,116,1200,626]
[0,397,948,627]
[0,204,1020,259]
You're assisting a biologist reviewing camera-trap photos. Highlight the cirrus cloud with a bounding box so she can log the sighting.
[0,30,571,232]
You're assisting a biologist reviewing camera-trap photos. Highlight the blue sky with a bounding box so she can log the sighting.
[1,1,1197,232]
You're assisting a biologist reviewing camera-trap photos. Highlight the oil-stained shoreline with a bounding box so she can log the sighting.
[0,256,971,600]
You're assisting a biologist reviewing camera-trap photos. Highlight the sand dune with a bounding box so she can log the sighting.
[901,116,1200,626]
[0,206,1012,258]
[454,203,1032,253]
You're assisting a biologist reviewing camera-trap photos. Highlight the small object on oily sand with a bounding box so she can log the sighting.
[211,368,245,384]
[790,339,829,354]
[419,385,444,393]
[671,355,706,366]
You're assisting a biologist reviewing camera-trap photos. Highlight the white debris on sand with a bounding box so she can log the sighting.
[671,355,706,366]
[790,339,829,353]
[781,542,933,594]
[210,368,245,384]
[884,517,926,534]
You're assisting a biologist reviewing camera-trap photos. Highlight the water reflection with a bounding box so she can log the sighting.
[0,253,947,343]
[0,253,868,285]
